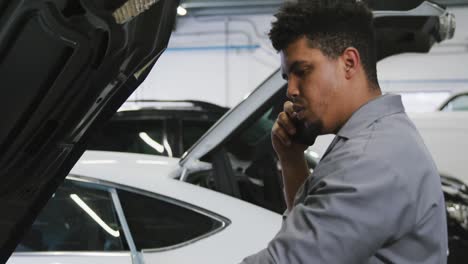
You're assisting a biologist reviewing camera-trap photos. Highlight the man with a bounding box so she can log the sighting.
[241,1,447,263]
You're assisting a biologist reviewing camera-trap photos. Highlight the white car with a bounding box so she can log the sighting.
[439,91,468,111]
[7,151,281,264]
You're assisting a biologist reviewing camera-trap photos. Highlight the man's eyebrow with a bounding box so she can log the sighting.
[288,61,310,74]
[289,61,309,73]
[282,61,310,80]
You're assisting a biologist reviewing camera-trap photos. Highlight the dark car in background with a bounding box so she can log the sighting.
[87,100,227,157]
[442,175,468,263]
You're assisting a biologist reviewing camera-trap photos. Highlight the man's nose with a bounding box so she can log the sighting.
[286,78,299,100]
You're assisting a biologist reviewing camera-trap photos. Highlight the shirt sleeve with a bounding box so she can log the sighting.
[240,154,413,264]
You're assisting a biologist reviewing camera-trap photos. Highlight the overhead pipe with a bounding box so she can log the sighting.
[172,30,254,45]
[181,1,282,9]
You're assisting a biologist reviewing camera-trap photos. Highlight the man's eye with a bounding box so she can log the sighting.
[294,70,306,77]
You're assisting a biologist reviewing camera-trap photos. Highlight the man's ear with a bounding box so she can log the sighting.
[341,47,361,80]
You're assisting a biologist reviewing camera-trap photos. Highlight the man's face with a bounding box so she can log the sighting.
[280,36,343,134]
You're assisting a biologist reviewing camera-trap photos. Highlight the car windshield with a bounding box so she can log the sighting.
[87,117,216,158]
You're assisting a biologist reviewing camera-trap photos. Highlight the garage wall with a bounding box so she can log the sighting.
[131,14,278,107]
[132,7,468,110]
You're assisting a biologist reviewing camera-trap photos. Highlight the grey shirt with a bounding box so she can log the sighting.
[241,94,448,264]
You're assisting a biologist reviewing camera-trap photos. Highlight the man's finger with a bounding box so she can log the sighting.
[272,122,291,146]
[283,101,296,118]
[277,112,296,135]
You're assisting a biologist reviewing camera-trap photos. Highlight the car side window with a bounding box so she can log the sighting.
[442,94,468,111]
[15,179,128,252]
[184,89,289,213]
[117,189,223,250]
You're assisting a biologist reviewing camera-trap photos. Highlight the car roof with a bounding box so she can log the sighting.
[71,150,180,182]
[117,100,228,115]
[110,100,228,122]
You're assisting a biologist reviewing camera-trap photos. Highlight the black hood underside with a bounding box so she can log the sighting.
[0,0,178,261]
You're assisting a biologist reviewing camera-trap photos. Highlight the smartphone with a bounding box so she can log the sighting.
[291,117,320,146]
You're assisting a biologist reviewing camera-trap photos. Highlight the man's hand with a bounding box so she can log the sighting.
[272,101,308,161]
[272,101,310,210]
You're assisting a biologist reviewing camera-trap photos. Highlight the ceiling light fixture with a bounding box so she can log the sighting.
[177,6,188,16]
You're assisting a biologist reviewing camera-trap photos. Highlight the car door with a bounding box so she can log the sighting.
[0,0,179,260]
[7,175,230,264]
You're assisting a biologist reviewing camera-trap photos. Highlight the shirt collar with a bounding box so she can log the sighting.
[336,94,405,139]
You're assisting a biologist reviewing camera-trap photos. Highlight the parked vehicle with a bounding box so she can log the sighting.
[440,91,468,111]
[87,100,227,158]
[8,151,281,264]
[442,175,468,263]
[10,150,468,264]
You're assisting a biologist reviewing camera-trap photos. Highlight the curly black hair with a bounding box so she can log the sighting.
[269,0,378,86]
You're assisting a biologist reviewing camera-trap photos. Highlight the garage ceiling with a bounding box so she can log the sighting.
[178,0,468,17]
[179,0,283,16]
[437,0,468,5]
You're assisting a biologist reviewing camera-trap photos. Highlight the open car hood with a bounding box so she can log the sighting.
[0,0,178,260]
[180,0,456,170]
